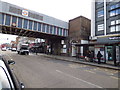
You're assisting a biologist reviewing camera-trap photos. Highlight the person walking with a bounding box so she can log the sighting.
[90,51,94,62]
[97,51,103,64]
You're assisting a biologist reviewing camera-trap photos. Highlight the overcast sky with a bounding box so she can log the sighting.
[0,0,92,44]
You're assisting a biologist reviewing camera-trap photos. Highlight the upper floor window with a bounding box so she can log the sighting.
[97,10,104,18]
[97,0,104,4]
[111,21,115,25]
[5,15,11,26]
[18,17,22,28]
[98,24,104,31]
[28,20,33,30]
[110,4,120,10]
[116,19,120,24]
[110,9,120,16]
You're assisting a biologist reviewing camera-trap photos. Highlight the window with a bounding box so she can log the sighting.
[46,25,49,33]
[42,24,45,32]
[110,5,116,10]
[2,14,4,25]
[110,4,120,10]
[116,25,120,31]
[111,21,115,25]
[116,19,120,24]
[45,25,47,33]
[23,19,28,29]
[110,10,116,16]
[50,26,52,34]
[5,14,11,25]
[18,17,22,28]
[98,24,104,31]
[12,16,17,24]
[38,23,41,31]
[53,26,56,34]
[97,10,104,18]
[52,26,54,34]
[59,28,62,36]
[110,26,115,32]
[97,0,103,4]
[28,20,33,30]
[0,13,1,24]
[33,22,37,31]
[0,67,11,89]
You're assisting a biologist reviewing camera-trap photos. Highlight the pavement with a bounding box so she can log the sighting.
[39,53,120,70]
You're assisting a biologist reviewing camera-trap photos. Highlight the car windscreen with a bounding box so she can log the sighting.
[20,47,28,50]
[0,67,11,89]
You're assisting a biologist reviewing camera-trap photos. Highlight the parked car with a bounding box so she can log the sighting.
[0,55,24,90]
[11,48,17,51]
[1,47,7,51]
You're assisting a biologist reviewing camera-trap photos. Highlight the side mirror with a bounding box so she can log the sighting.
[8,60,15,65]
[20,82,25,88]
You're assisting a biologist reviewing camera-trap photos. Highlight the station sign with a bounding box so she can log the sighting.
[22,10,28,16]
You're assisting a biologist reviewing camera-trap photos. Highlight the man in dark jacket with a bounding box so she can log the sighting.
[97,51,103,64]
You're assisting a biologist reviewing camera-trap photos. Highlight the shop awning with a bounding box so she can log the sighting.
[75,42,120,46]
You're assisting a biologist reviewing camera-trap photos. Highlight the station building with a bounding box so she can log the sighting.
[0,1,68,55]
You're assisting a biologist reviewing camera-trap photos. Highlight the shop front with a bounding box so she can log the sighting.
[97,36,120,66]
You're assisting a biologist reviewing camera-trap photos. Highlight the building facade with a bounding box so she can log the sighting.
[91,0,120,65]
[69,16,91,56]
[0,1,69,55]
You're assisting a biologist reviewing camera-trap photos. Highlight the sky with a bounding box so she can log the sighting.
[0,0,92,44]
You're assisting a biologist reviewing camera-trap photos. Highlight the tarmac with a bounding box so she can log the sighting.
[38,53,120,70]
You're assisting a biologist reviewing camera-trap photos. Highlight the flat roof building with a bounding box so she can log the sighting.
[0,1,68,38]
[91,0,120,65]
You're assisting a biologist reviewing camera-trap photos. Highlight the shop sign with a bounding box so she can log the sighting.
[22,10,28,16]
[109,36,120,40]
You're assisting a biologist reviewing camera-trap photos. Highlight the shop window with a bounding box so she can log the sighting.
[23,19,28,29]
[110,26,115,32]
[18,17,22,28]
[33,22,37,31]
[5,14,11,26]
[38,23,41,32]
[28,20,33,30]
[98,24,104,31]
[97,10,104,18]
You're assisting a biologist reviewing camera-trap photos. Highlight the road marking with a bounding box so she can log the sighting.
[84,70,96,74]
[110,76,119,80]
[56,70,103,88]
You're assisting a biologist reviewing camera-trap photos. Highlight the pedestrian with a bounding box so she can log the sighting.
[97,51,103,64]
[85,50,90,62]
[90,51,94,62]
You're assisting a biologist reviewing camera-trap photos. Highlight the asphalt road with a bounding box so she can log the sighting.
[0,50,119,89]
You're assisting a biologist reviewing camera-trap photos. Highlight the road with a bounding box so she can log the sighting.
[0,50,119,88]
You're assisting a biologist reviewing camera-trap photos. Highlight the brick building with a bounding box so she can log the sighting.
[69,16,91,56]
